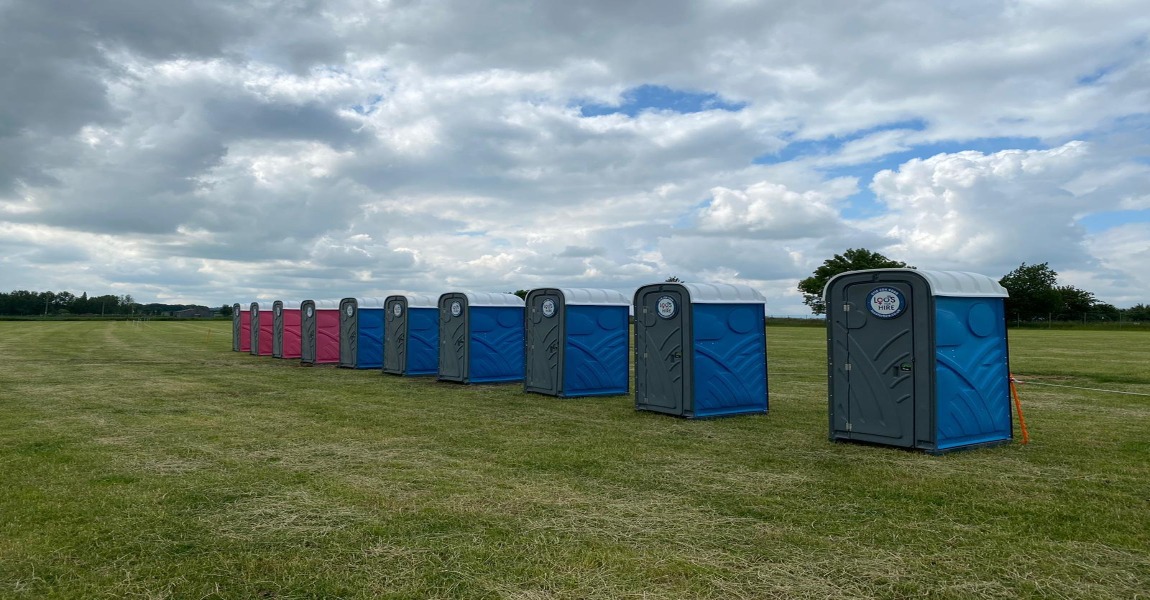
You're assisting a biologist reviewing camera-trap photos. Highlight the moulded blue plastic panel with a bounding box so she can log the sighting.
[934,297,1012,450]
[562,305,629,396]
[355,308,385,369]
[690,304,768,417]
[406,307,439,375]
[468,306,525,383]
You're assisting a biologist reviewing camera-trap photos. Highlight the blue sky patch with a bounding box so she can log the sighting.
[837,189,886,221]
[749,124,1049,225]
[674,117,1045,226]
[1077,209,1150,233]
[1077,65,1114,86]
[754,119,927,165]
[351,94,384,116]
[898,136,1045,159]
[1077,38,1145,86]
[818,135,1047,181]
[819,136,1045,222]
[580,85,745,117]
[755,118,1043,167]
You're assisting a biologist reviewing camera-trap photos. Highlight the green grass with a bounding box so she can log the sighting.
[0,322,1147,599]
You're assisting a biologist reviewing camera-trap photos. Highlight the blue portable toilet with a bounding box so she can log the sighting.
[524,288,630,398]
[338,297,386,369]
[382,294,440,376]
[438,292,525,384]
[633,282,768,418]
[823,269,1012,453]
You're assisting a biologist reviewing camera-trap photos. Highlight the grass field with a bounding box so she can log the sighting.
[0,321,1147,599]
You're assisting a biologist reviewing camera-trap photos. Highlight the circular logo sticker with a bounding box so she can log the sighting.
[541,298,556,318]
[867,287,906,319]
[306,306,314,318]
[392,302,403,317]
[450,301,462,317]
[345,304,354,317]
[656,295,677,319]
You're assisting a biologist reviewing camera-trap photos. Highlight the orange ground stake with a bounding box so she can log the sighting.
[1009,374,1031,444]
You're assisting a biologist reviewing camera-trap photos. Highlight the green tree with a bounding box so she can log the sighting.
[1092,303,1120,321]
[53,291,75,311]
[1056,285,1096,318]
[0,290,51,315]
[664,276,682,283]
[511,290,529,300]
[999,262,1061,321]
[1124,304,1150,321]
[798,248,912,315]
[39,291,55,315]
[91,294,122,315]
[219,304,234,317]
[74,291,91,314]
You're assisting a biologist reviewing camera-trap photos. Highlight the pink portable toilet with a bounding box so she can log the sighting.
[233,303,251,353]
[273,300,302,359]
[301,299,341,365]
[249,302,274,356]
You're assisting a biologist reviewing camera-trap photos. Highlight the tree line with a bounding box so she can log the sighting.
[797,249,1149,322]
[0,290,219,317]
[997,262,1148,323]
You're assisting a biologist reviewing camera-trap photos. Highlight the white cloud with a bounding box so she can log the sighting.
[1083,223,1150,307]
[697,180,854,238]
[0,0,1148,311]
[867,141,1150,303]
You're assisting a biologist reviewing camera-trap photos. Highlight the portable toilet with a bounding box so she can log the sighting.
[382,294,440,376]
[232,302,251,352]
[438,292,525,384]
[339,297,386,369]
[633,282,768,418]
[524,288,630,398]
[272,300,302,359]
[249,302,274,356]
[300,299,341,365]
[823,269,1012,453]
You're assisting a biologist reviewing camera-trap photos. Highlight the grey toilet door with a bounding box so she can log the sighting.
[842,282,916,446]
[232,309,241,351]
[249,307,260,355]
[384,299,406,373]
[339,299,358,367]
[636,288,686,414]
[301,303,316,363]
[525,293,562,394]
[439,296,467,380]
[272,304,284,357]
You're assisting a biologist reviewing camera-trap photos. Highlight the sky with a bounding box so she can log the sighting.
[1,0,1148,314]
